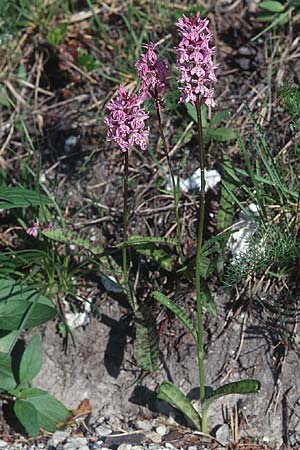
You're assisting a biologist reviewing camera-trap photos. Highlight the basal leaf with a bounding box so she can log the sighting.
[19,335,42,384]
[133,243,175,272]
[135,303,159,372]
[206,128,236,142]
[0,187,51,210]
[14,400,39,437]
[127,235,178,246]
[42,229,103,255]
[210,110,230,127]
[203,379,261,413]
[152,291,197,343]
[157,381,201,430]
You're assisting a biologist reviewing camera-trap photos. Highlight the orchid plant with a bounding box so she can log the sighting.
[105,12,260,434]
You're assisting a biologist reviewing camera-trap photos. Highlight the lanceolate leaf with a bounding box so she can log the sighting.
[133,243,175,272]
[152,291,197,343]
[19,388,70,432]
[202,379,261,413]
[42,229,103,255]
[157,381,201,430]
[127,235,178,246]
[14,400,39,437]
[19,335,42,384]
[0,187,51,210]
[134,303,159,372]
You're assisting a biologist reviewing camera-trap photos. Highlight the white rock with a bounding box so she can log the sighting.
[117,444,132,450]
[135,418,153,431]
[227,203,259,260]
[95,424,113,436]
[65,311,90,329]
[0,440,8,448]
[156,424,168,437]
[215,423,230,444]
[48,430,69,446]
[166,168,221,193]
[146,431,162,443]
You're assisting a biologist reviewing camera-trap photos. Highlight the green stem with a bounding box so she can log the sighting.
[154,97,184,264]
[123,151,129,287]
[195,97,207,433]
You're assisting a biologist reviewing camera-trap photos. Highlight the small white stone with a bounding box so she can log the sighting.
[0,440,8,448]
[156,424,167,437]
[95,424,113,436]
[146,431,162,443]
[117,444,132,450]
[48,430,69,446]
[135,418,153,431]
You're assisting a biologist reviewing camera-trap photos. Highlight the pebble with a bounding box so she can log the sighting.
[155,426,167,437]
[95,424,113,437]
[0,441,8,449]
[145,432,161,444]
[48,431,69,446]
[135,419,152,432]
[64,437,88,450]
[117,445,132,450]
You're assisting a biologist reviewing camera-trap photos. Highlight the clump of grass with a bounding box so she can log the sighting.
[280,81,300,130]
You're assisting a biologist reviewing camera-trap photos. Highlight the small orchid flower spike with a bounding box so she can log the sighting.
[176,13,217,106]
[105,85,149,153]
[135,43,169,102]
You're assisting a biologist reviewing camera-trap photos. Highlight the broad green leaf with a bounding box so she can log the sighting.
[205,128,236,142]
[0,356,17,391]
[152,291,197,343]
[19,335,42,384]
[0,279,56,330]
[0,279,54,307]
[42,228,103,255]
[19,388,70,432]
[0,187,51,209]
[260,1,285,12]
[157,381,201,430]
[135,303,159,372]
[14,400,39,437]
[0,300,56,330]
[0,330,19,354]
[202,379,261,413]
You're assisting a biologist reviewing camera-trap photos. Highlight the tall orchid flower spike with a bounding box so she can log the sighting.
[105,85,149,153]
[136,43,169,102]
[176,13,217,106]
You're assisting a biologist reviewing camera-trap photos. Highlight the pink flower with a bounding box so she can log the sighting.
[135,43,169,101]
[26,219,53,237]
[26,220,39,238]
[105,86,149,153]
[176,13,217,106]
